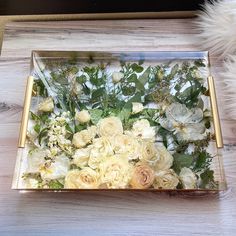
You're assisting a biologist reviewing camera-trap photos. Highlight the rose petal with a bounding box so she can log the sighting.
[186,108,203,123]
[166,103,191,123]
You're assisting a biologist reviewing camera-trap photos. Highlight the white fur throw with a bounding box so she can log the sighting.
[223,56,236,117]
[196,0,236,58]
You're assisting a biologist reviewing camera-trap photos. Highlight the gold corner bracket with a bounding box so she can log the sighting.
[208,76,224,149]
[18,76,34,148]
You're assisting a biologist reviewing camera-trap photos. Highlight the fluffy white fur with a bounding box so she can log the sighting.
[222,55,236,117]
[196,0,236,58]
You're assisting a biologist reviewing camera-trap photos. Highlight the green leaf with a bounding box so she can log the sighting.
[174,84,181,91]
[121,85,136,96]
[194,59,206,67]
[33,79,48,97]
[193,151,212,172]
[48,180,64,189]
[169,64,179,79]
[82,84,90,95]
[131,63,144,73]
[89,109,103,124]
[199,169,215,189]
[33,123,41,134]
[30,111,40,121]
[175,78,204,108]
[65,123,74,134]
[128,74,145,91]
[118,108,131,122]
[39,113,49,123]
[139,67,151,86]
[38,128,48,145]
[75,124,87,133]
[91,87,105,101]
[76,75,87,84]
[123,92,142,110]
[173,153,193,174]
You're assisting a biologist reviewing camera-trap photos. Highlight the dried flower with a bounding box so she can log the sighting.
[154,169,179,189]
[159,102,205,141]
[64,168,99,189]
[38,97,54,112]
[98,116,123,137]
[130,162,155,189]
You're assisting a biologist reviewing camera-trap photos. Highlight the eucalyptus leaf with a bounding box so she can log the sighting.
[76,75,87,84]
[173,153,193,174]
[34,123,41,134]
[131,63,144,73]
[91,88,105,101]
[38,128,48,145]
[89,109,103,124]
[121,85,136,96]
[48,180,64,189]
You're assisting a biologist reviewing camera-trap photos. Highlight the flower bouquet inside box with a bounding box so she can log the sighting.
[12,51,226,191]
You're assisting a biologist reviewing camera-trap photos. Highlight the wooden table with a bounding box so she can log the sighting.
[0,19,235,236]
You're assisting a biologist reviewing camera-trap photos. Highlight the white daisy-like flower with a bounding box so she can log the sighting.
[159,102,205,141]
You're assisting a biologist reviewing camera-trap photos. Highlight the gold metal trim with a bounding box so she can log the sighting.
[208,76,223,148]
[18,76,34,148]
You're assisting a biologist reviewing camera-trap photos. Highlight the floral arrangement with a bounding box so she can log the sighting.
[23,57,218,190]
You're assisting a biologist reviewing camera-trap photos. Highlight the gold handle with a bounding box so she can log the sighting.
[18,76,34,148]
[207,76,223,148]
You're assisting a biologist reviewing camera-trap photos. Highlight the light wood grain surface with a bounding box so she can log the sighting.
[0,19,236,236]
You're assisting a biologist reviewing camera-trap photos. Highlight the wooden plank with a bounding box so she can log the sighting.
[0,19,236,235]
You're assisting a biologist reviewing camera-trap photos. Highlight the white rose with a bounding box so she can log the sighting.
[72,126,96,148]
[140,141,157,161]
[72,147,91,168]
[112,134,140,160]
[150,144,173,171]
[99,155,131,188]
[97,116,123,137]
[76,110,91,123]
[88,137,114,169]
[154,169,179,189]
[38,97,54,112]
[64,168,99,189]
[131,119,156,140]
[40,155,70,180]
[112,71,123,83]
[132,102,144,114]
[179,167,197,189]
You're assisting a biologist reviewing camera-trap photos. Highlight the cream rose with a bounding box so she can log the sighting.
[88,137,114,169]
[132,102,144,114]
[64,168,99,189]
[131,119,156,140]
[179,167,197,189]
[76,110,91,123]
[150,145,173,171]
[130,162,155,189]
[112,134,140,160]
[99,155,130,188]
[72,126,97,148]
[38,97,54,112]
[140,141,157,161]
[154,169,179,189]
[112,71,123,83]
[97,116,123,137]
[72,147,91,168]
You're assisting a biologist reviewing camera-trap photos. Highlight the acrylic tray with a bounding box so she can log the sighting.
[12,51,227,191]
